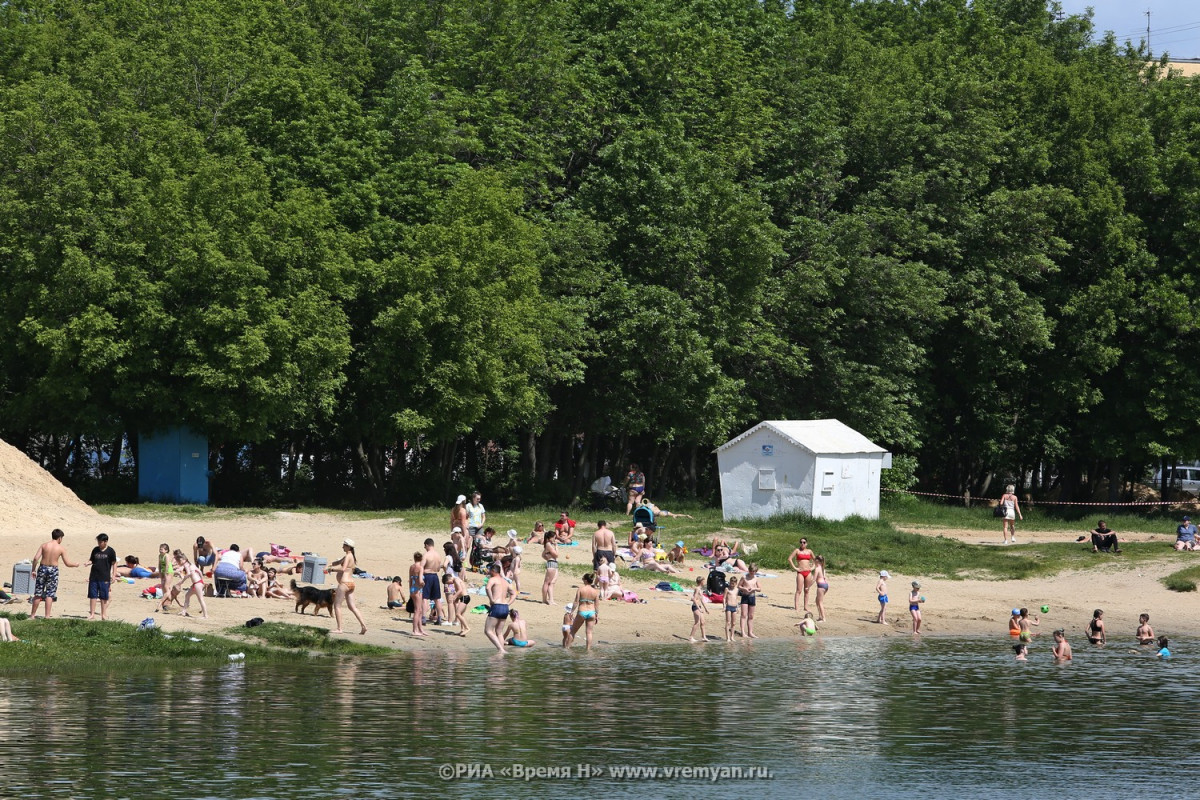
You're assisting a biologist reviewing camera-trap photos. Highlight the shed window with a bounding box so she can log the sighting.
[758,469,776,491]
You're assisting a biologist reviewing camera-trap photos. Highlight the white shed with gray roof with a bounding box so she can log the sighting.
[716,420,891,521]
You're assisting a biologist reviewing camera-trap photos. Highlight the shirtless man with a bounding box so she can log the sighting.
[193,536,216,569]
[592,520,616,571]
[31,529,80,619]
[408,552,427,636]
[420,538,445,625]
[484,562,516,654]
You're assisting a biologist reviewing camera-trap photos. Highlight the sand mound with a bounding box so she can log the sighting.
[0,437,98,535]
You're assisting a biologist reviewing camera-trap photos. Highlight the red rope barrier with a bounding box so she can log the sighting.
[883,488,1199,507]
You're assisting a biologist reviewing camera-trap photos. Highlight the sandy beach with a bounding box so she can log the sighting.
[4,506,1198,651]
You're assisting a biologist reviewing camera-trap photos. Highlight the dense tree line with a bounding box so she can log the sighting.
[2,0,1199,506]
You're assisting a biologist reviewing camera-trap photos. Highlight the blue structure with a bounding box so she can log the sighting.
[137,427,209,504]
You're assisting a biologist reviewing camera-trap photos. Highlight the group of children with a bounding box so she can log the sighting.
[1008,607,1171,660]
[874,570,926,633]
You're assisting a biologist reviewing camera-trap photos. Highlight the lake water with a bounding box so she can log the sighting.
[1,636,1195,799]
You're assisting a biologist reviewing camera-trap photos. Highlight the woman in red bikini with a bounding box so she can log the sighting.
[787,537,816,613]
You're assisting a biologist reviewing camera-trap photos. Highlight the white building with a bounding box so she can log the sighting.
[716,420,891,521]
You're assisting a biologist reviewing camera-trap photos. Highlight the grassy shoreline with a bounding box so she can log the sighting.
[0,615,395,672]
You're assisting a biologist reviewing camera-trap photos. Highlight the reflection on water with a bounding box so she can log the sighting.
[2,637,1197,799]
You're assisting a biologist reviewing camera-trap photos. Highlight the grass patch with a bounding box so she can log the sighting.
[881,494,1180,534]
[1161,566,1200,592]
[234,622,392,655]
[0,615,303,672]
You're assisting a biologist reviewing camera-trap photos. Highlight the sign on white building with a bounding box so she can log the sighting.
[716,420,891,521]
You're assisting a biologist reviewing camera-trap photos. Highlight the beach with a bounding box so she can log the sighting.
[4,506,1197,650]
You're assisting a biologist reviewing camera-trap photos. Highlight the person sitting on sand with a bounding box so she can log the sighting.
[713,545,747,573]
[264,567,292,599]
[526,522,547,546]
[247,560,269,598]
[504,608,535,648]
[553,512,576,543]
[193,536,216,568]
[384,575,407,610]
[796,612,818,637]
[668,541,686,565]
[116,555,156,579]
[639,547,680,574]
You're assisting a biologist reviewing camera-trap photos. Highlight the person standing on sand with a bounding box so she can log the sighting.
[787,537,815,613]
[86,533,118,621]
[592,520,616,571]
[31,529,79,619]
[409,552,427,637]
[542,535,559,605]
[999,484,1022,545]
[484,562,516,653]
[326,538,367,635]
[813,555,829,622]
[689,576,709,643]
[739,564,762,639]
[875,570,889,624]
[466,492,486,540]
[171,550,208,619]
[420,538,445,626]
[909,581,924,634]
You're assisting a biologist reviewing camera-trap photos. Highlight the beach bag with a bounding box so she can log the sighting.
[706,569,727,595]
[993,503,1004,518]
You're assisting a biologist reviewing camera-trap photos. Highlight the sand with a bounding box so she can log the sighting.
[2,436,1196,651]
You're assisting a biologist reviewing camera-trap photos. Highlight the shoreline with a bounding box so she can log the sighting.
[2,510,1198,656]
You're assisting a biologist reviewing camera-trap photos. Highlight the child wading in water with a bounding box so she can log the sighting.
[1017,607,1039,642]
[689,576,708,643]
[875,570,890,624]
[1137,613,1155,645]
[909,581,924,634]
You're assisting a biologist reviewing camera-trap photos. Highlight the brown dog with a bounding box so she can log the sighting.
[291,579,334,617]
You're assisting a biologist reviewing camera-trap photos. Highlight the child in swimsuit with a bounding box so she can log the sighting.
[562,604,574,647]
[813,555,829,622]
[1017,608,1039,642]
[796,611,818,636]
[504,608,535,647]
[723,578,740,642]
[1051,629,1072,661]
[876,571,889,624]
[1137,613,1155,645]
[1009,609,1021,637]
[688,577,708,643]
[1157,636,1170,659]
[909,581,924,634]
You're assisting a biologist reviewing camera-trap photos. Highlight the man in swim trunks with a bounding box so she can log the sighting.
[592,520,616,571]
[193,536,216,568]
[554,511,576,543]
[420,538,445,625]
[31,528,80,619]
[484,562,516,653]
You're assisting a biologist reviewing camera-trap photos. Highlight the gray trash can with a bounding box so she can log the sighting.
[302,554,327,585]
[12,562,34,595]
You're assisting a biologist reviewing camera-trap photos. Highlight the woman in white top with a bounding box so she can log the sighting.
[1000,484,1023,545]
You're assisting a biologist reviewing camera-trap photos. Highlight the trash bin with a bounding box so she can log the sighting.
[12,561,34,595]
[302,554,327,585]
